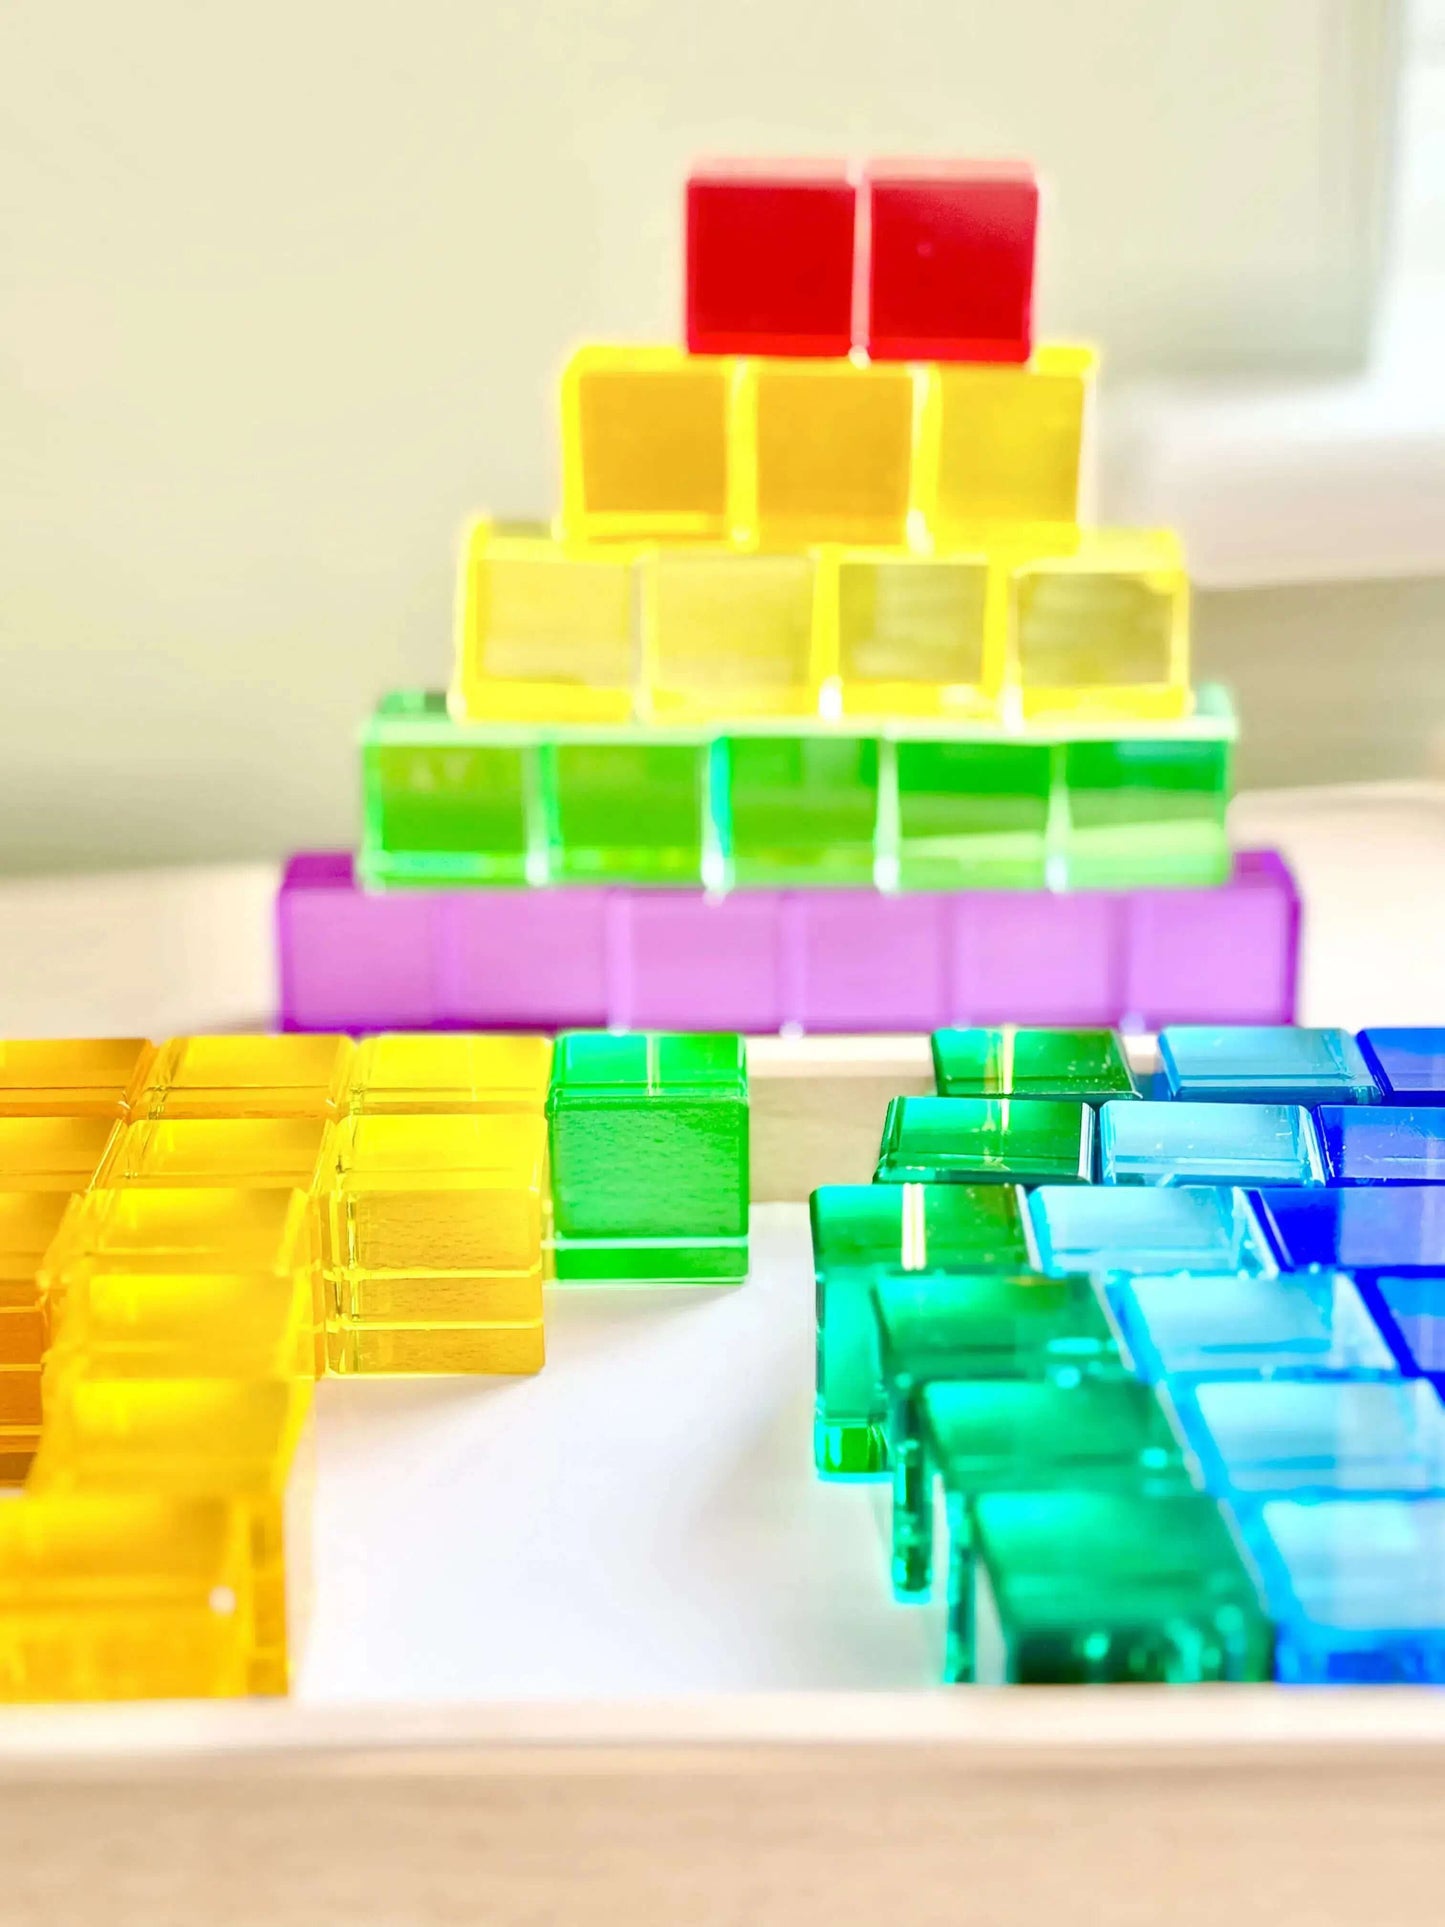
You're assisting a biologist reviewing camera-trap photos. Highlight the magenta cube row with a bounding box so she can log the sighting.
[277,851,1300,1035]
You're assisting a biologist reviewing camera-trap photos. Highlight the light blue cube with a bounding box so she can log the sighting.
[1029,1184,1275,1279]
[1173,1378,1445,1499]
[1098,1099,1323,1186]
[1249,1497,1445,1683]
[1108,1271,1399,1383]
[1158,1026,1379,1105]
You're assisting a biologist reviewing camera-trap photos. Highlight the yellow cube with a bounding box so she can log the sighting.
[641,549,823,719]
[0,1492,254,1701]
[918,345,1095,538]
[739,359,916,549]
[0,1115,115,1191]
[348,1033,552,1116]
[452,520,638,723]
[41,1187,319,1379]
[0,1192,85,1482]
[323,1113,547,1335]
[138,1035,355,1120]
[1009,528,1191,718]
[94,1115,331,1190]
[560,346,735,544]
[828,548,1000,718]
[325,1320,545,1376]
[0,1038,154,1119]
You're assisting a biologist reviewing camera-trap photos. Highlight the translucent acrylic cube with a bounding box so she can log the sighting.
[875,1095,1094,1185]
[1097,1100,1323,1186]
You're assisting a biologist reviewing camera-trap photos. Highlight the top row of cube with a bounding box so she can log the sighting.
[686,160,1039,365]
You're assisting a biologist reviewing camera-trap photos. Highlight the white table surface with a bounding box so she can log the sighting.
[0,781,1442,1710]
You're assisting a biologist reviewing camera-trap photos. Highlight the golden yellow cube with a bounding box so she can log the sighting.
[918,345,1094,538]
[560,346,735,544]
[739,359,916,549]
[348,1033,552,1116]
[1009,528,1190,718]
[94,1116,331,1190]
[829,548,999,717]
[0,1038,154,1119]
[139,1035,355,1120]
[452,521,638,723]
[41,1187,318,1379]
[0,1115,115,1191]
[0,1492,254,1701]
[641,549,823,719]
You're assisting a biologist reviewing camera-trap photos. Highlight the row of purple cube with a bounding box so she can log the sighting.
[277,850,1300,1034]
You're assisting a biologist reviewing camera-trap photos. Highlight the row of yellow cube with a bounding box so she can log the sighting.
[560,344,1093,549]
[0,1032,555,1701]
[453,522,1190,724]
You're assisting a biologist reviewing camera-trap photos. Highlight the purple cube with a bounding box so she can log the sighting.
[607,891,785,1032]
[1123,849,1300,1028]
[781,892,949,1032]
[278,854,441,1031]
[443,886,608,1028]
[950,889,1123,1025]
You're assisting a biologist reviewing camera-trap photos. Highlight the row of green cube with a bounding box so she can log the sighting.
[361,690,1234,891]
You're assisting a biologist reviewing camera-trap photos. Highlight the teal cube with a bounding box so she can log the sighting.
[875,1095,1095,1185]
[546,1032,748,1282]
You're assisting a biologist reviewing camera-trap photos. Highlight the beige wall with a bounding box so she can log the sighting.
[0,1,1401,871]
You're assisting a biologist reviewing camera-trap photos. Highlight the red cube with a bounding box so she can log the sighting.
[863,161,1038,364]
[686,162,858,358]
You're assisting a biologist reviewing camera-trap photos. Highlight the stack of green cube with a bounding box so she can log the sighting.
[809,1024,1273,1685]
[359,689,1236,892]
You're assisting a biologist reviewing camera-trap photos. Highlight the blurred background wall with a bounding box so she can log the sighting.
[0,0,1437,872]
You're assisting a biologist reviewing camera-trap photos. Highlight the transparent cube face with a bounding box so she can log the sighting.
[0,1117,118,1191]
[140,1036,355,1120]
[927,352,1092,534]
[749,362,915,548]
[1014,563,1179,691]
[563,350,733,541]
[644,552,818,715]
[97,1118,330,1190]
[0,1039,155,1119]
[835,553,992,706]
[349,1034,552,1116]
[473,549,635,693]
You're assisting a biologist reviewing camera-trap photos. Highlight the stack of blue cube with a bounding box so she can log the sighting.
[1028,1023,1445,1684]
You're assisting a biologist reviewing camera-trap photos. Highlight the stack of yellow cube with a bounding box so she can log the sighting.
[0,1031,553,1700]
[453,345,1191,727]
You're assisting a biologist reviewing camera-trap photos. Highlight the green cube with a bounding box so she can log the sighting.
[1060,688,1235,889]
[719,733,878,886]
[931,1027,1137,1104]
[875,1095,1094,1185]
[546,1032,748,1282]
[360,692,530,886]
[965,1490,1273,1685]
[892,739,1054,888]
[808,1183,1034,1478]
[873,1270,1120,1594]
[543,736,712,884]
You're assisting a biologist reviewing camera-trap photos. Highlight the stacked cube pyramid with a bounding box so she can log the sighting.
[813,1024,1445,1684]
[278,159,1300,1036]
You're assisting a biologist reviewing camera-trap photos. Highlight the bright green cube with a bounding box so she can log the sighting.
[546,1031,748,1282]
[808,1183,1034,1478]
[360,692,530,886]
[1060,688,1235,889]
[931,1027,1137,1104]
[719,733,878,886]
[875,1095,1095,1185]
[542,736,712,884]
[892,740,1054,889]
[965,1489,1273,1685]
[872,1270,1121,1594]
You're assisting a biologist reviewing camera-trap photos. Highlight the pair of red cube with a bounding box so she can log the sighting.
[686,161,1038,365]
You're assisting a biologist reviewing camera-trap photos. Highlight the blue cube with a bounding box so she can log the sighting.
[1109,1271,1399,1383]
[1158,1026,1379,1106]
[1316,1105,1445,1185]
[1356,1028,1445,1105]
[1374,1275,1445,1375]
[1253,1185,1445,1275]
[1098,1100,1323,1187]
